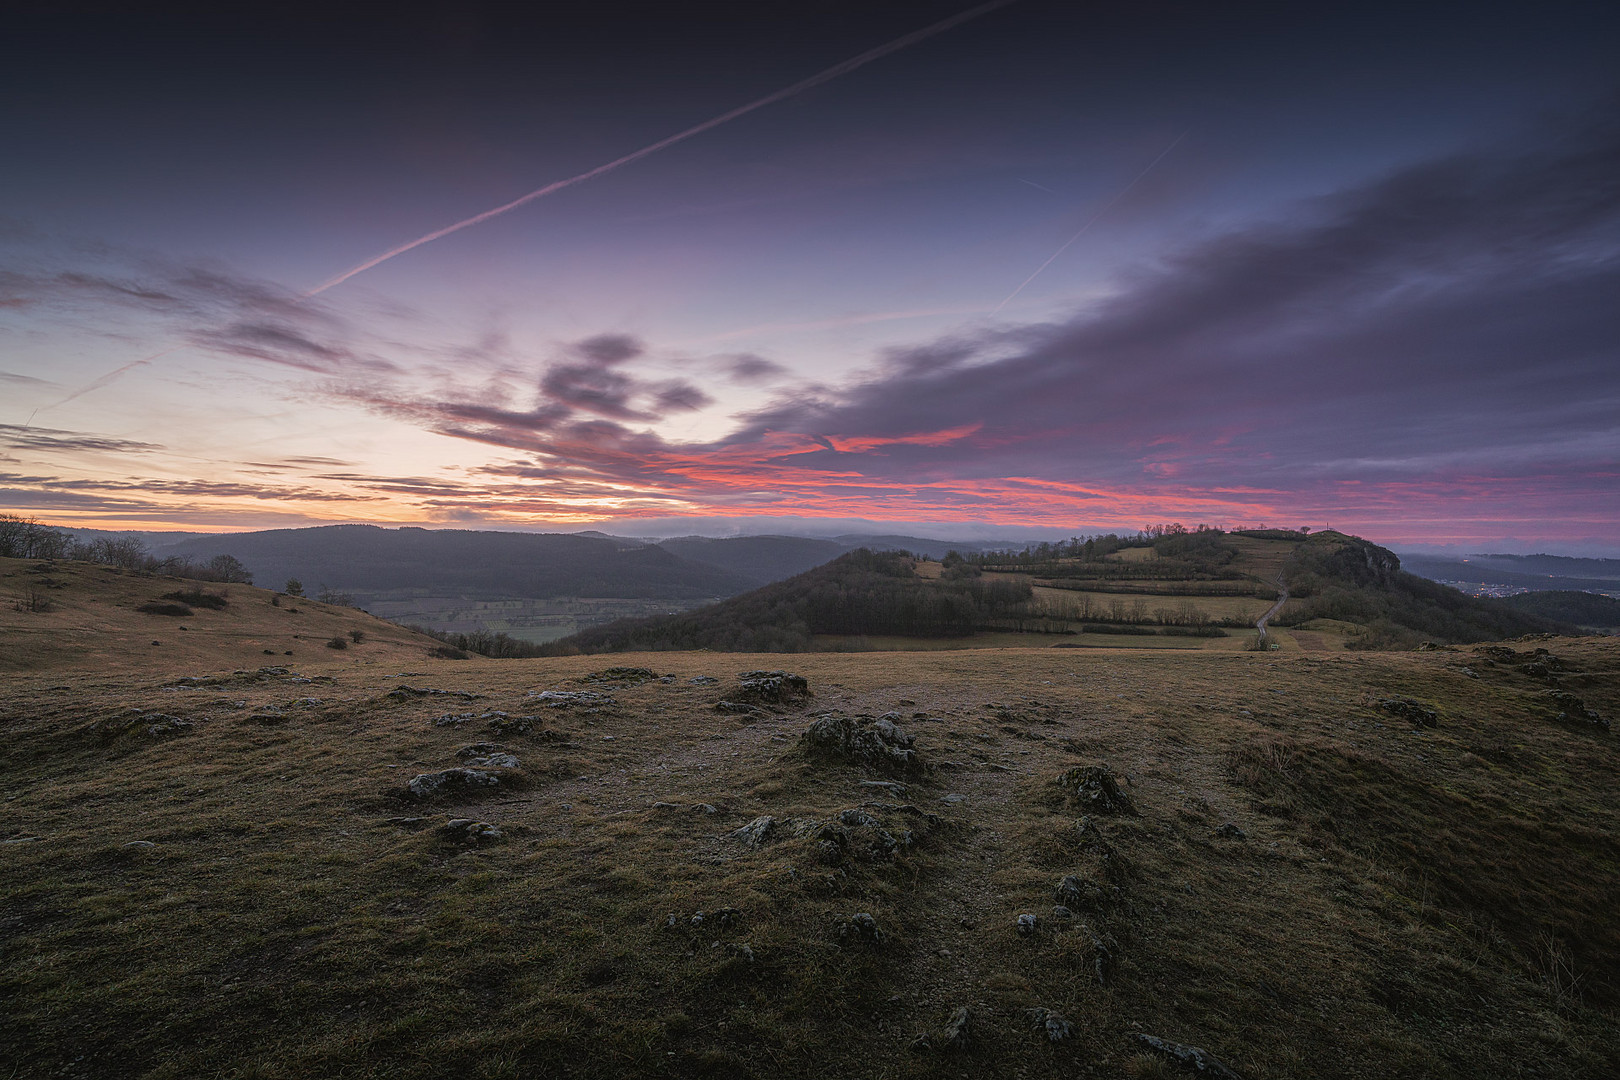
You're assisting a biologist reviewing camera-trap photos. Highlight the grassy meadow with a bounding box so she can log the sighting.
[3,557,1617,1078]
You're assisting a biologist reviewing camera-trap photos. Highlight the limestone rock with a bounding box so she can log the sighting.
[730,815,777,848]
[839,912,886,947]
[801,714,924,776]
[735,670,811,704]
[527,690,614,709]
[1378,696,1438,727]
[1025,1007,1075,1043]
[1548,690,1610,731]
[441,818,503,843]
[1132,1034,1245,1078]
[406,768,499,800]
[1053,765,1137,814]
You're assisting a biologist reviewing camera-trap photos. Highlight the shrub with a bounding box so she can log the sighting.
[430,645,470,660]
[138,602,194,616]
[326,636,348,650]
[348,629,365,643]
[13,588,55,613]
[284,579,305,597]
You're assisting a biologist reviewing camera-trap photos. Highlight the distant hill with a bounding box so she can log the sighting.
[1401,551,1620,591]
[828,534,1030,559]
[155,525,757,601]
[653,535,850,585]
[1500,590,1620,629]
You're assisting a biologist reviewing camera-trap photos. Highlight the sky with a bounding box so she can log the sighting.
[3,1,1618,553]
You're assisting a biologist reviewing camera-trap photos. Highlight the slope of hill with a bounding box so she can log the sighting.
[0,556,453,673]
[3,628,1616,1079]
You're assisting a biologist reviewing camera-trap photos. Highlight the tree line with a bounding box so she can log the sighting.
[1,514,253,582]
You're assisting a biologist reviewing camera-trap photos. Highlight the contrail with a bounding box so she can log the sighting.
[1018,178,1056,194]
[306,0,1021,297]
[29,3,1019,415]
[993,131,1187,314]
[22,347,181,429]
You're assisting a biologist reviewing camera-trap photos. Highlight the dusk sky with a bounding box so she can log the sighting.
[3,1,1617,552]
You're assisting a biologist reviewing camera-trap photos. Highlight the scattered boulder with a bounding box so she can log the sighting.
[441,818,503,843]
[1016,913,1038,936]
[735,670,811,705]
[1089,927,1119,986]
[461,752,520,769]
[859,779,909,796]
[1057,874,1097,909]
[914,1006,971,1052]
[800,714,924,776]
[1213,822,1248,840]
[585,667,656,684]
[730,815,777,848]
[1547,691,1609,732]
[839,912,886,948]
[1052,765,1137,815]
[406,768,499,800]
[487,714,567,740]
[527,690,614,709]
[143,715,193,736]
[1377,696,1438,727]
[1131,1034,1245,1079]
[1024,1008,1075,1043]
[390,685,481,700]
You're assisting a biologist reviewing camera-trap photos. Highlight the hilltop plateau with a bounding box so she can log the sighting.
[2,555,1617,1079]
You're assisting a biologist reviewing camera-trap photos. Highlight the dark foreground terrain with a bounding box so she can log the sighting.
[2,613,1617,1077]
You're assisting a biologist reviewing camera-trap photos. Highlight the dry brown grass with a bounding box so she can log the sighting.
[0,557,447,674]
[3,575,1618,1078]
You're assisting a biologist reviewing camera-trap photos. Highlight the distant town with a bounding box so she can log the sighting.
[1436,580,1620,600]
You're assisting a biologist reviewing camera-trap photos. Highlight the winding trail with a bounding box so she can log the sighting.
[1256,579,1289,635]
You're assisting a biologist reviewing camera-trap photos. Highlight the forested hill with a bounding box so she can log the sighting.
[1499,590,1620,630]
[1279,532,1577,647]
[542,530,1575,655]
[543,549,1034,653]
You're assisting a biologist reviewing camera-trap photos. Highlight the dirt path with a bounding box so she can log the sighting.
[1256,580,1289,633]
